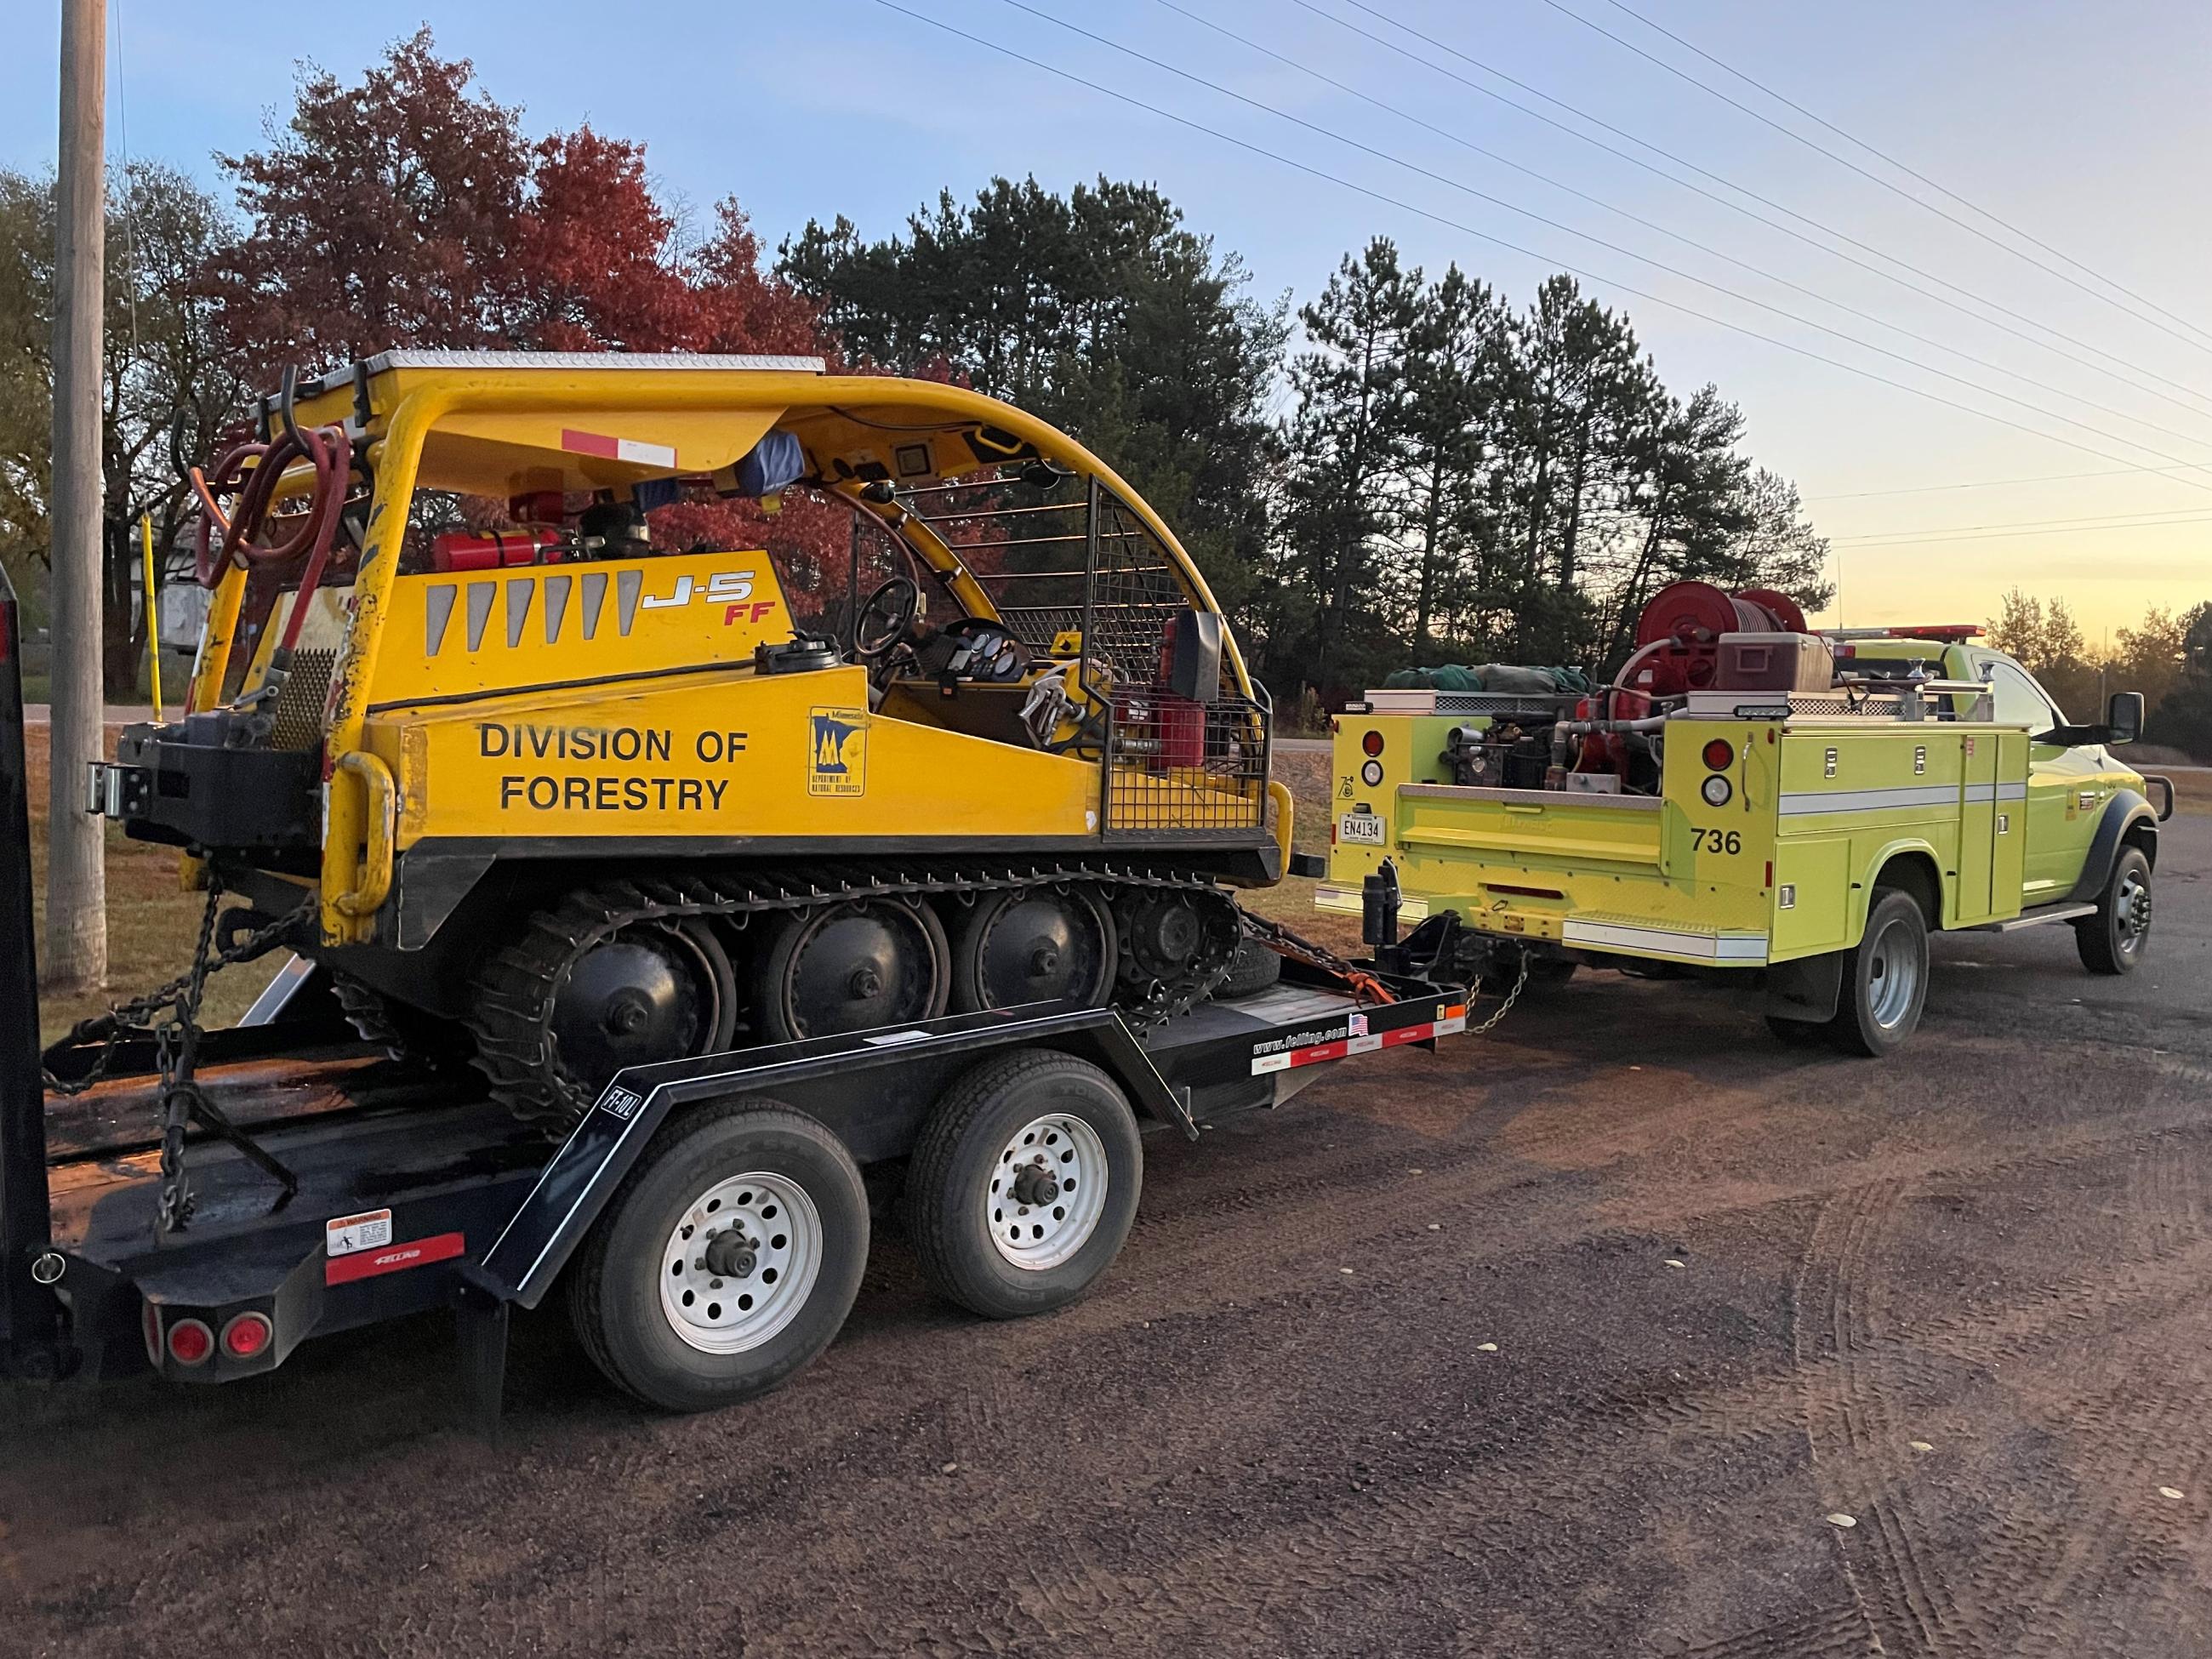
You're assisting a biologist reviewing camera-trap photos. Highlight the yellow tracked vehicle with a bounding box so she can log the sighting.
[93,352,1288,1124]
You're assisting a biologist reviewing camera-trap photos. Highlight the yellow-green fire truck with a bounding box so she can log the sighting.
[1318,618,2175,1054]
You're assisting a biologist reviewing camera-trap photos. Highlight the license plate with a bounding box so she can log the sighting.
[1337,812,1387,846]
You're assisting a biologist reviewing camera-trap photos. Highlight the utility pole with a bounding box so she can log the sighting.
[45,0,108,994]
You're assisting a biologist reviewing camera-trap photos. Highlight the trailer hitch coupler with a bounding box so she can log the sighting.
[1363,860,1402,949]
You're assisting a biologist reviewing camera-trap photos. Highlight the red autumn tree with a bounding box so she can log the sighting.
[206,28,858,620]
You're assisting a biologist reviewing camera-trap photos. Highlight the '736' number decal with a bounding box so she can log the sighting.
[1691,828,1743,855]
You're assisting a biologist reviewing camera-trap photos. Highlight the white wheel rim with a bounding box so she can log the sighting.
[988,1114,1109,1270]
[1865,916,1920,1030]
[2117,868,2150,955]
[658,1172,824,1354]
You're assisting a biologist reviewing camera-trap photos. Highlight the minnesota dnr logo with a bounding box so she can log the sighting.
[809,707,866,796]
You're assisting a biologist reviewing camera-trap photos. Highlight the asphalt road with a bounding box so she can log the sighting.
[3,819,2208,1656]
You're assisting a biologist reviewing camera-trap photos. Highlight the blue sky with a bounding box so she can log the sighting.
[7,0,2209,636]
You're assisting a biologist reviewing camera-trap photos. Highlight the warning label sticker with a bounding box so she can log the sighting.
[326,1209,394,1257]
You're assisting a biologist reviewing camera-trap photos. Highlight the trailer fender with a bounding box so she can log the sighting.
[479,1006,1184,1309]
[2068,790,2159,904]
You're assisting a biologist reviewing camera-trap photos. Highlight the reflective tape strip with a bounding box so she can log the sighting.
[1962,781,2029,804]
[1251,1016,1457,1075]
[1563,918,1769,964]
[1778,784,1959,815]
[1314,885,1431,922]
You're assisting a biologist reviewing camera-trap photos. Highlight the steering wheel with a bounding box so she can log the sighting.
[852,574,921,663]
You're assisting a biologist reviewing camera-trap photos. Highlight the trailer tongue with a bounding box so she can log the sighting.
[0,570,1475,1420]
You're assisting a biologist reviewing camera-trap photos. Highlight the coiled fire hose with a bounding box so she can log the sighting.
[191,366,356,666]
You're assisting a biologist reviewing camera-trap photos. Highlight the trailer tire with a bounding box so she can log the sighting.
[1828,888,1928,1058]
[2075,844,2151,976]
[569,1103,868,1412]
[908,1051,1142,1320]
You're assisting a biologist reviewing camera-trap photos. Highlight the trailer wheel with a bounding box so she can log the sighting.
[569,1103,868,1412]
[1829,888,1928,1057]
[2075,844,2151,976]
[907,1051,1142,1320]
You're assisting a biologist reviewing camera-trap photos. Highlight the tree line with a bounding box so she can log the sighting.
[16,26,2192,754]
[1986,590,2212,759]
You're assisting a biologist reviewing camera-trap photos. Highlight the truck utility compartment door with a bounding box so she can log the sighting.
[1395,785,1665,869]
[1958,731,1999,923]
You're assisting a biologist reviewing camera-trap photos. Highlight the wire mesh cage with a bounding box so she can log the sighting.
[1101,690,1269,839]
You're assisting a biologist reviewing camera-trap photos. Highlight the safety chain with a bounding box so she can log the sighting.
[1466,952,1531,1035]
[38,886,311,1235]
[1238,909,1398,1005]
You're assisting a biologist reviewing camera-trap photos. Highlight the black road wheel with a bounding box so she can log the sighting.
[1114,887,1239,1001]
[2076,844,2152,975]
[754,898,950,1043]
[1215,936,1285,1000]
[1828,887,1928,1057]
[907,1051,1143,1320]
[950,886,1118,1012]
[568,1103,869,1411]
[550,919,736,1100]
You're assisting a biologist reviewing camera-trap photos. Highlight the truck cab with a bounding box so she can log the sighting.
[1837,630,2164,907]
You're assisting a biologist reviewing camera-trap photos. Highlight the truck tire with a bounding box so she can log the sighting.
[2076,844,2152,975]
[907,1051,1142,1320]
[569,1103,869,1412]
[1829,888,1928,1058]
[1215,936,1285,999]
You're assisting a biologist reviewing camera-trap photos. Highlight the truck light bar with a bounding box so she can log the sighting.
[1819,624,1984,642]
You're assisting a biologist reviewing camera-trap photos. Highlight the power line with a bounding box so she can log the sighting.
[864,0,2212,494]
[1308,0,2212,422]
[1589,0,2212,354]
[1149,0,2212,457]
[1833,511,2212,550]
[1534,0,2212,360]
[1804,463,2212,503]
[990,0,2212,482]
[1832,505,2212,543]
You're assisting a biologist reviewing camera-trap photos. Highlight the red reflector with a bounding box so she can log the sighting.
[1702,738,1735,770]
[221,1312,273,1360]
[1362,730,1385,757]
[167,1318,214,1366]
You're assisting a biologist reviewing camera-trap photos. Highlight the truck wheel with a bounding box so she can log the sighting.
[2076,845,2152,975]
[1829,888,1928,1058]
[569,1103,868,1412]
[907,1051,1142,1320]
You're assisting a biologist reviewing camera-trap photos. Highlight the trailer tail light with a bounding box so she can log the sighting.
[166,1318,215,1367]
[221,1312,273,1360]
[1361,730,1385,757]
[1702,738,1735,770]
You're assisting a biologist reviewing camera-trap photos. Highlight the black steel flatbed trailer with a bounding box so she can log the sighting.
[0,573,1471,1422]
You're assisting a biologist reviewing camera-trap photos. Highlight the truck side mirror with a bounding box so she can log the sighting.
[2104,689,2143,745]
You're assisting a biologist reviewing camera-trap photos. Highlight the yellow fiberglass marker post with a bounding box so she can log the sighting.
[140,513,162,721]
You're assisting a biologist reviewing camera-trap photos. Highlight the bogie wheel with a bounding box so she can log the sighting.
[950,886,1118,1012]
[1829,887,1929,1057]
[907,1051,1143,1320]
[754,898,950,1043]
[568,1103,869,1411]
[549,918,737,1101]
[2076,844,2152,975]
[1214,935,1284,1000]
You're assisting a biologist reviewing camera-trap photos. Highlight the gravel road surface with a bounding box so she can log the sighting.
[3,818,2207,1656]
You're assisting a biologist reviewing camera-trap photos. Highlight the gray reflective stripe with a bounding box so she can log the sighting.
[1779,784,1959,815]
[1962,781,2031,804]
[1562,918,1769,964]
[1998,781,2027,800]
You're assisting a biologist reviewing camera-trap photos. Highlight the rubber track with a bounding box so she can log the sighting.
[465,859,1242,1128]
